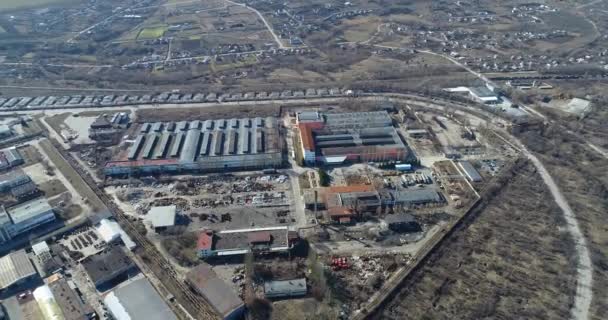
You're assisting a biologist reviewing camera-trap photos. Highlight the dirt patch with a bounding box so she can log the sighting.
[37,179,68,198]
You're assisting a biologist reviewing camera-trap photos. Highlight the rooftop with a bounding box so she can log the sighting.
[0,249,37,290]
[186,264,243,317]
[197,231,213,251]
[104,275,177,320]
[391,189,443,203]
[48,276,95,320]
[264,278,307,297]
[214,227,289,252]
[146,205,176,228]
[6,197,53,225]
[82,246,135,284]
[469,86,496,98]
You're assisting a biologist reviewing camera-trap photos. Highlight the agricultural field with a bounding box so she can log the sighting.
[0,0,80,12]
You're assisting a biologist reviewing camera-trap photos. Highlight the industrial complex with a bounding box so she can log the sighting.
[104,117,284,176]
[296,111,409,165]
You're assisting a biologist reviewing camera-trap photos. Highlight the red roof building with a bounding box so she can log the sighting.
[197,230,214,254]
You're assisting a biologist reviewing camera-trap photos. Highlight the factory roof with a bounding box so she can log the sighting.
[458,161,482,182]
[6,197,53,225]
[82,246,135,285]
[391,189,443,203]
[297,111,321,122]
[32,241,51,256]
[0,124,11,135]
[146,205,176,228]
[384,213,416,224]
[264,278,307,297]
[48,276,95,320]
[0,249,37,290]
[469,86,496,98]
[0,170,31,189]
[104,275,177,320]
[197,231,214,251]
[299,124,315,151]
[186,264,243,318]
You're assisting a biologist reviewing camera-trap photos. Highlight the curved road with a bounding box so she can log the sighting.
[223,0,287,49]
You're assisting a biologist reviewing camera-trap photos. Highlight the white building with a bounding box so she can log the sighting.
[0,198,55,242]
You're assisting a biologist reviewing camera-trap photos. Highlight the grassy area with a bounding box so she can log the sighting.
[0,0,80,12]
[58,203,83,220]
[44,113,71,137]
[161,232,199,267]
[19,145,44,165]
[38,179,68,198]
[137,25,167,40]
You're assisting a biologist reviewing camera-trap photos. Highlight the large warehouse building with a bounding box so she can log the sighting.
[296,111,408,165]
[104,117,284,176]
[0,197,56,243]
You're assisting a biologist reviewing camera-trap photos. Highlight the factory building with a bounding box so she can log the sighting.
[0,197,56,242]
[0,148,24,170]
[49,276,96,319]
[104,275,177,320]
[384,189,445,207]
[82,246,138,291]
[197,226,295,259]
[297,111,408,166]
[146,205,176,232]
[264,278,307,299]
[458,161,482,182]
[0,170,31,193]
[384,213,422,233]
[0,249,39,292]
[468,86,499,104]
[0,124,12,139]
[105,116,284,176]
[186,263,244,320]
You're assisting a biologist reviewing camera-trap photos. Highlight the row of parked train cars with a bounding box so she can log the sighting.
[0,88,348,111]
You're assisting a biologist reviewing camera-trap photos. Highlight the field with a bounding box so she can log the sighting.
[137,26,168,40]
[517,125,608,319]
[0,0,79,12]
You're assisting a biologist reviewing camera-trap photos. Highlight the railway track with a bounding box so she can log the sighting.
[49,140,220,320]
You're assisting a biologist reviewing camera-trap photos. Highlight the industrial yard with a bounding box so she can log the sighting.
[0,0,605,318]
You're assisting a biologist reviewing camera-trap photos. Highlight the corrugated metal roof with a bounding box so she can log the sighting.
[105,276,177,320]
[180,129,201,162]
[0,249,37,290]
[264,278,307,297]
[7,197,53,225]
[459,161,482,182]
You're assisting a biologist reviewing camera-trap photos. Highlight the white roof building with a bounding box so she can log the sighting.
[104,275,177,320]
[96,219,136,250]
[146,205,176,229]
[33,285,64,320]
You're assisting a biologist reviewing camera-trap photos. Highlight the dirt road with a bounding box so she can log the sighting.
[520,144,593,320]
